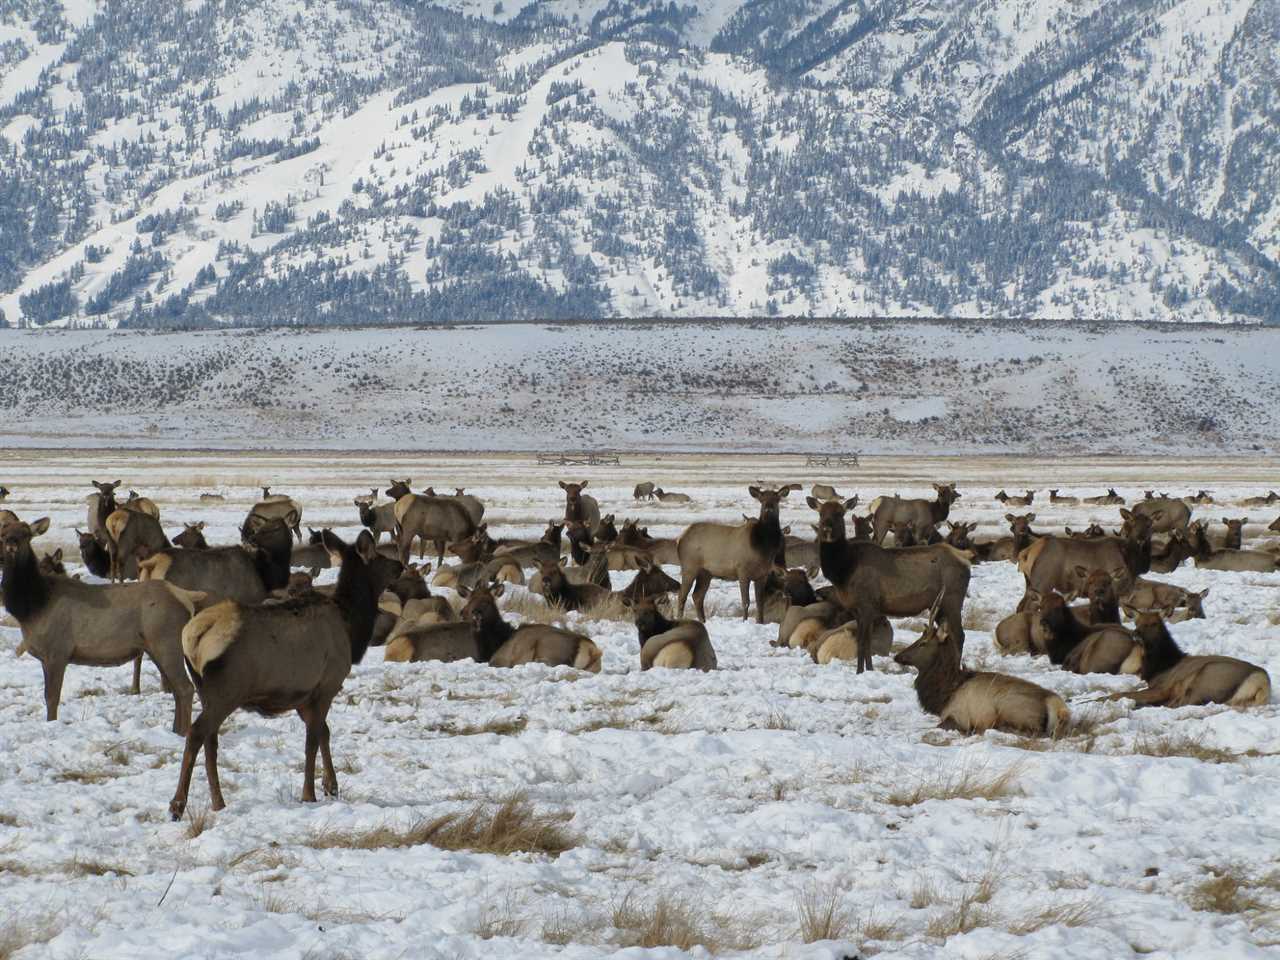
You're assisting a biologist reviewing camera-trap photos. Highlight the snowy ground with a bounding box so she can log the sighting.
[1,451,1278,959]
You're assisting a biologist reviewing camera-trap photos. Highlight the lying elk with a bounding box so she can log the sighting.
[356,496,397,543]
[626,596,716,670]
[1148,527,1194,574]
[173,522,209,550]
[654,487,692,504]
[0,486,8,502]
[896,592,1068,735]
[633,482,656,501]
[1030,592,1139,675]
[1083,488,1124,506]
[1219,517,1247,550]
[1019,509,1152,604]
[249,487,303,541]
[393,490,476,565]
[619,555,680,603]
[869,483,960,545]
[138,516,293,604]
[1048,490,1079,506]
[560,481,602,536]
[677,484,800,622]
[1121,580,1207,623]
[1189,519,1280,572]
[810,496,971,672]
[994,490,1034,508]
[979,513,1040,563]
[1109,612,1270,708]
[1183,490,1214,505]
[2,518,197,734]
[1239,491,1279,508]
[493,521,564,568]
[1132,496,1191,534]
[169,530,403,818]
[537,558,614,612]
[1270,516,1280,533]
[1066,524,1107,539]
[199,493,225,503]
[618,520,678,565]
[455,582,602,670]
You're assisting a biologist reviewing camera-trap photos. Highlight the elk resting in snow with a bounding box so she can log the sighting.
[810,483,842,502]
[677,484,800,622]
[1029,592,1140,675]
[172,522,209,550]
[1048,490,1080,505]
[654,487,693,503]
[994,490,1034,507]
[895,592,1069,736]
[810,496,971,673]
[168,529,403,818]
[537,558,614,612]
[1083,488,1125,505]
[464,582,602,671]
[869,483,960,545]
[627,596,716,670]
[1109,612,1270,708]
[2,518,198,734]
[1018,510,1152,602]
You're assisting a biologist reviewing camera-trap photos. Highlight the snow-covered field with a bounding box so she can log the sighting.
[1,451,1279,959]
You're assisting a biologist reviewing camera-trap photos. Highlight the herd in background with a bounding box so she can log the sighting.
[0,478,1276,818]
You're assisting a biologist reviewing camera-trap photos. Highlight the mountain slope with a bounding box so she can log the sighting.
[0,0,1275,328]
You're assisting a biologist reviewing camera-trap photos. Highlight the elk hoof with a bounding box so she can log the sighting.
[169,799,186,822]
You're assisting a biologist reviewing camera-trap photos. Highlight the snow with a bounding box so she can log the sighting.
[0,452,1278,958]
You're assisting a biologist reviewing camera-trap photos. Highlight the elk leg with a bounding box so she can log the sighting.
[148,647,193,736]
[130,654,142,695]
[692,571,712,622]
[170,709,223,820]
[298,705,320,803]
[677,568,697,620]
[318,717,337,797]
[737,576,752,621]
[42,659,67,721]
[435,539,445,568]
[855,613,873,674]
[204,732,226,811]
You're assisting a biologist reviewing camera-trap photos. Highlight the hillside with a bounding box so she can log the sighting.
[0,1,1277,328]
[2,321,1278,451]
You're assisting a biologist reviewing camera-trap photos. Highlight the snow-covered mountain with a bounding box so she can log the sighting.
[1,0,1276,328]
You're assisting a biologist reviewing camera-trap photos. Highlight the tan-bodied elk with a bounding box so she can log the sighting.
[248,487,303,541]
[809,495,971,673]
[168,530,403,819]
[2,518,198,734]
[896,591,1069,735]
[869,483,961,545]
[627,595,716,670]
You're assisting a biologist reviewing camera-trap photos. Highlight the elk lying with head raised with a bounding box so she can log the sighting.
[1239,491,1280,508]
[654,487,693,504]
[537,558,614,612]
[1048,490,1079,506]
[469,582,602,671]
[1121,580,1207,623]
[1030,592,1140,675]
[896,593,1068,735]
[618,519,678,565]
[250,487,302,541]
[169,530,403,818]
[1083,488,1124,506]
[1188,519,1280,572]
[626,596,716,670]
[869,483,960,545]
[995,490,1034,508]
[810,496,971,672]
[1109,612,1270,708]
[620,555,681,603]
[173,522,209,550]
[677,484,800,622]
[979,513,1040,562]
[1218,517,1247,550]
[493,521,565,568]
[1183,490,1214,505]
[2,518,197,734]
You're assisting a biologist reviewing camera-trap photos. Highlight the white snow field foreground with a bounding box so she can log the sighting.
[0,451,1278,960]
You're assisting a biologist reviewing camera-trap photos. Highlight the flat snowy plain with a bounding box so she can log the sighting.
[1,450,1278,959]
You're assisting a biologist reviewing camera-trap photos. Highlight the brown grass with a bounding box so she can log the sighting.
[1188,867,1267,915]
[307,793,575,857]
[500,590,570,625]
[54,768,118,785]
[472,890,529,940]
[0,911,67,960]
[886,760,1023,807]
[0,813,18,827]
[68,857,134,878]
[1126,732,1238,764]
[794,881,851,942]
[611,891,719,951]
[1004,897,1105,934]
[185,805,213,839]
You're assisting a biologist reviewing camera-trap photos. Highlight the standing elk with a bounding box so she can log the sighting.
[633,482,656,501]
[677,484,800,623]
[249,487,303,541]
[1110,612,1270,708]
[168,530,403,819]
[104,508,170,581]
[627,595,716,670]
[2,518,197,734]
[869,483,960,545]
[895,592,1069,736]
[393,491,476,565]
[809,496,971,673]
[560,481,602,536]
[423,487,485,526]
[124,490,160,519]
[1018,510,1152,603]
[357,497,397,543]
[138,516,293,604]
[1132,496,1191,534]
[810,484,842,502]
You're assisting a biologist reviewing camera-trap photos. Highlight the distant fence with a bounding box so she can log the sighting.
[536,452,623,466]
[804,453,860,468]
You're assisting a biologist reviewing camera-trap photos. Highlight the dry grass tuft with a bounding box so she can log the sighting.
[68,857,134,878]
[473,890,529,940]
[0,911,67,960]
[794,881,852,942]
[54,767,118,785]
[580,594,631,622]
[764,707,793,730]
[308,793,575,857]
[1127,732,1238,764]
[611,891,720,951]
[0,813,18,828]
[185,805,213,839]
[924,887,995,939]
[1004,897,1105,934]
[1188,868,1266,915]
[886,760,1023,807]
[501,591,569,625]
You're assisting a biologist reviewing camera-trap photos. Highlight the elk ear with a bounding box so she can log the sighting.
[355,530,378,563]
[1241,517,1249,525]
[29,517,51,537]
[845,494,858,509]
[1120,508,1133,521]
[51,548,63,563]
[491,581,506,598]
[748,486,763,501]
[456,583,471,598]
[1025,512,1036,522]
[197,522,206,530]
[579,480,589,490]
[319,529,346,556]
[806,496,820,510]
[810,523,821,534]
[779,483,800,496]
[1005,513,1015,523]
[1065,526,1074,535]
[558,481,569,490]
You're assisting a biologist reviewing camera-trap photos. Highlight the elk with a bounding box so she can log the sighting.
[0,486,8,502]
[1183,490,1214,505]
[1109,612,1270,708]
[199,493,225,503]
[493,521,565,568]
[617,520,678,564]
[1148,527,1194,574]
[633,482,656,501]
[423,487,485,526]
[124,490,160,519]
[979,513,1040,562]
[993,590,1042,655]
[1048,490,1079,506]
[1018,510,1152,603]
[869,483,960,545]
[465,582,602,671]
[252,488,303,537]
[354,488,379,506]
[138,516,293,604]
[1121,581,1207,622]
[627,596,716,670]
[537,558,613,612]
[560,481,602,535]
[1066,523,1107,539]
[889,519,919,547]
[1239,491,1279,508]
[168,530,403,819]
[994,490,1035,507]
[76,528,111,577]
[1083,489,1124,505]
[808,616,893,665]
[895,593,1068,735]
[620,554,680,603]
[86,480,121,541]
[1132,496,1191,534]
[1030,593,1140,675]
[105,508,170,581]
[2,518,197,734]
[654,488,693,504]
[677,484,800,622]
[943,521,977,551]
[1188,519,1280,572]
[357,497,397,542]
[565,519,596,566]
[448,524,498,563]
[1270,516,1280,533]
[393,491,476,565]
[1219,517,1247,550]
[809,496,971,673]
[173,522,209,550]
[810,483,842,502]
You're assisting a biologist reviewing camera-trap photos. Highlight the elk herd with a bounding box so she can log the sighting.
[0,478,1275,818]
